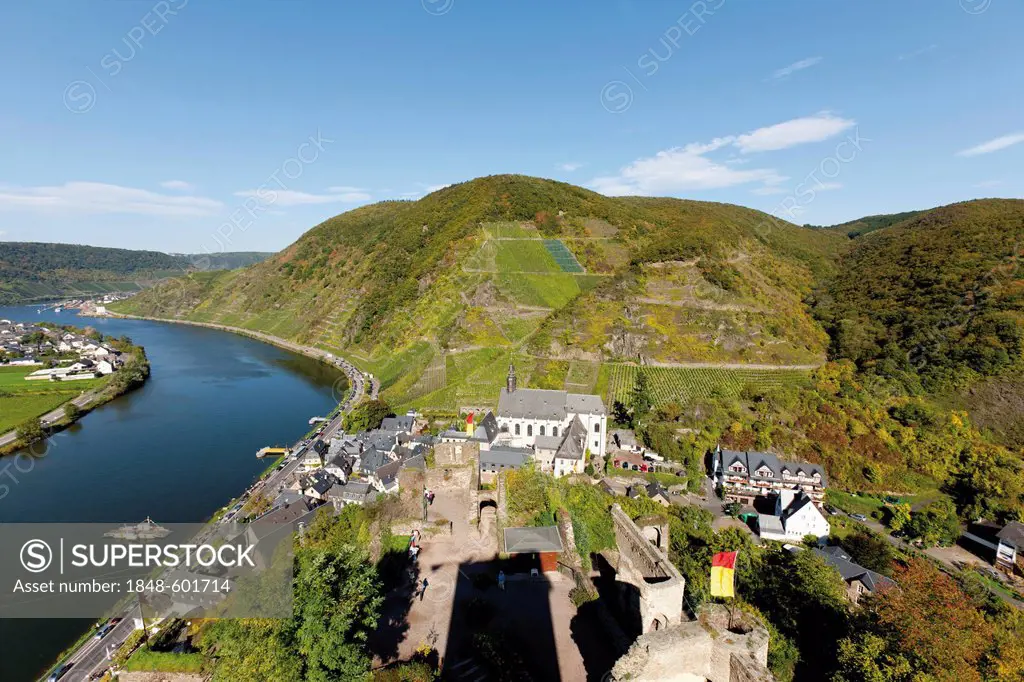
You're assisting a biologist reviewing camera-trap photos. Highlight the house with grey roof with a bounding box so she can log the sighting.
[299,469,337,502]
[814,545,895,604]
[371,460,402,494]
[996,521,1024,574]
[530,414,589,478]
[328,481,376,510]
[479,446,533,484]
[440,410,501,450]
[758,490,830,541]
[495,363,607,460]
[381,415,415,433]
[713,445,827,506]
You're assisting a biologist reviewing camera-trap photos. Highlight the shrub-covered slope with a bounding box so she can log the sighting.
[115,175,846,407]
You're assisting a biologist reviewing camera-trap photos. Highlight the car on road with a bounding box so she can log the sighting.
[851,513,868,521]
[48,662,74,681]
[94,621,116,639]
[825,505,839,516]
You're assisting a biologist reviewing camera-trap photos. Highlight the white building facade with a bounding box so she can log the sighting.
[495,364,608,462]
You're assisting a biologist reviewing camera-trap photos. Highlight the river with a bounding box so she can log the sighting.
[0,304,347,681]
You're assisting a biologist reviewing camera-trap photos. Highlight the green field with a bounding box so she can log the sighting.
[603,364,810,407]
[496,273,585,308]
[482,222,537,239]
[0,366,103,433]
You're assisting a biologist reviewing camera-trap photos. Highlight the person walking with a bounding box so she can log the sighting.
[420,577,429,601]
[498,570,506,591]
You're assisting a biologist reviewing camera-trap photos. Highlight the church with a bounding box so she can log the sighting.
[495,364,608,467]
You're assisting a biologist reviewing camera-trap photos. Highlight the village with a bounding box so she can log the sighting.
[47,355,1024,681]
[0,318,128,381]
[217,362,1024,680]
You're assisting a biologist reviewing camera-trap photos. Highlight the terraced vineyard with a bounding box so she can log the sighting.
[603,364,810,407]
[543,239,584,273]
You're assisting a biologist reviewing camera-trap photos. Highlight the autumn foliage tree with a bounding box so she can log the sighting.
[834,559,992,682]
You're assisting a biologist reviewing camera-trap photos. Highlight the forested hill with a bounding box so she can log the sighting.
[114,174,847,400]
[816,198,1024,386]
[808,209,926,238]
[0,241,272,303]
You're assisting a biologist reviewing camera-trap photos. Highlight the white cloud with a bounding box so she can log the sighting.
[767,56,822,81]
[160,180,194,191]
[0,182,222,217]
[233,188,372,206]
[589,144,786,196]
[956,133,1024,157]
[754,180,842,197]
[398,183,452,199]
[974,179,1004,188]
[734,113,855,153]
[559,162,583,172]
[898,44,937,61]
[588,114,859,196]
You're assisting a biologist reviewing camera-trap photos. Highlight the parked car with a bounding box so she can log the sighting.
[825,505,839,516]
[48,663,74,681]
[94,622,115,639]
[851,513,868,521]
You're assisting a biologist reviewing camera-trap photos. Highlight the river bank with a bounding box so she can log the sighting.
[0,328,150,456]
[0,306,351,682]
[107,312,341,366]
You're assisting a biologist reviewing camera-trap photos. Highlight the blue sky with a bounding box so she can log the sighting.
[0,0,1021,252]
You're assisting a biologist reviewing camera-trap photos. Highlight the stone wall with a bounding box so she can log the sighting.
[609,605,774,682]
[425,463,474,491]
[611,505,686,634]
[433,441,478,467]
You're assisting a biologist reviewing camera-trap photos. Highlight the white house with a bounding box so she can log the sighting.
[997,521,1024,574]
[759,490,831,541]
[495,364,607,461]
[532,415,589,478]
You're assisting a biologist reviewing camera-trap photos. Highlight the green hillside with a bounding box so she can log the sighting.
[809,209,926,238]
[817,199,1024,387]
[0,242,272,304]
[114,175,846,410]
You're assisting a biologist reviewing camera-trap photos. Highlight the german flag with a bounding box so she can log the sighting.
[710,551,738,598]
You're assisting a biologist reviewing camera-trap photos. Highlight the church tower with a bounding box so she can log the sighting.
[506,363,517,393]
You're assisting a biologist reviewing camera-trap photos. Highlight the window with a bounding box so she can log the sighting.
[594,440,599,449]
[527,424,533,437]
[552,426,558,437]
[594,423,600,433]
[539,425,545,436]
[514,423,520,436]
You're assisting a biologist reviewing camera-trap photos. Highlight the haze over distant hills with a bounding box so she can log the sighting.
[0,242,272,304]
[112,175,1024,431]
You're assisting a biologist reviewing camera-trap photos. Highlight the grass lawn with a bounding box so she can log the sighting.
[825,490,888,518]
[974,571,1024,602]
[123,649,204,673]
[0,367,105,433]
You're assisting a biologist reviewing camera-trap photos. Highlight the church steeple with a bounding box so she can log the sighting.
[506,363,517,393]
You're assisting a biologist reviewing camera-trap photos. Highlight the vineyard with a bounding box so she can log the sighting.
[604,364,810,407]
